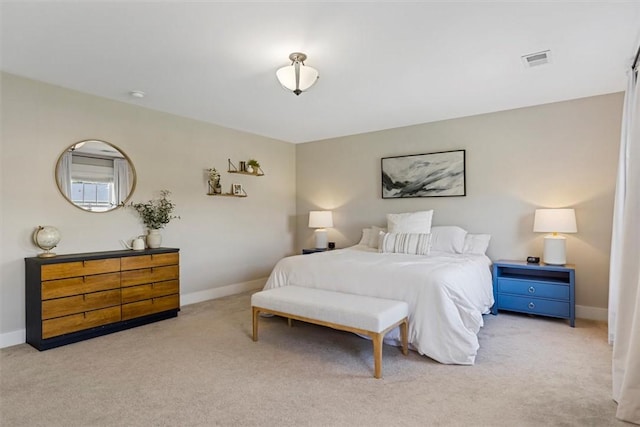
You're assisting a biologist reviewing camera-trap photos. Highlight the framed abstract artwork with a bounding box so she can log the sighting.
[381,150,466,198]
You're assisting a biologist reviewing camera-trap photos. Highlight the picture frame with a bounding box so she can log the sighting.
[232,183,243,196]
[381,150,466,199]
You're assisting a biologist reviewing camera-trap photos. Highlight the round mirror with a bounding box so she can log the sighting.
[55,140,137,212]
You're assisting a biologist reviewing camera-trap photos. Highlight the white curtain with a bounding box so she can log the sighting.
[57,151,73,198]
[113,158,131,205]
[609,58,640,424]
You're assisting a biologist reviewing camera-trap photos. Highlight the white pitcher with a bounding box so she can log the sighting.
[121,236,146,250]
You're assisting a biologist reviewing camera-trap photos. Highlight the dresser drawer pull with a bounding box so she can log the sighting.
[528,286,536,294]
[528,302,535,309]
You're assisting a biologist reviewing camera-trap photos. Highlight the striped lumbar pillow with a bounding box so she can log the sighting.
[378,232,432,255]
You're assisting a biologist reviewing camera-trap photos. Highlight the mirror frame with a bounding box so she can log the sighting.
[55,139,137,213]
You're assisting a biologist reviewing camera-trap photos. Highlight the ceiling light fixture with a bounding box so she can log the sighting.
[276,52,319,96]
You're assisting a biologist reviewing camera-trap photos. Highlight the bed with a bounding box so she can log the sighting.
[263,220,494,365]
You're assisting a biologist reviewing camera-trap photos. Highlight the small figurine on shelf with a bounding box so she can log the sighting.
[207,167,222,194]
[247,159,260,175]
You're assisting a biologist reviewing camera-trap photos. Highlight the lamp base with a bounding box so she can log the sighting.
[314,229,328,249]
[543,235,566,265]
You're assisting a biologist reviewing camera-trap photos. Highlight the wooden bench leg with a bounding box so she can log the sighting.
[372,333,383,379]
[400,318,408,356]
[288,318,293,327]
[252,307,259,342]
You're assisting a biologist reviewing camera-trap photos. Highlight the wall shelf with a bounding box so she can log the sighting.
[206,193,247,198]
[228,170,264,176]
[228,158,264,176]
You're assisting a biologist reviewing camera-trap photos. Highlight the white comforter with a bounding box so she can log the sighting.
[264,245,494,365]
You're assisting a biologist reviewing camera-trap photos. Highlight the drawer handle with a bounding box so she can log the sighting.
[528,302,535,309]
[528,286,535,294]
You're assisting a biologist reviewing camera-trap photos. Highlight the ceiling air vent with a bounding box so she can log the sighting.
[522,50,552,68]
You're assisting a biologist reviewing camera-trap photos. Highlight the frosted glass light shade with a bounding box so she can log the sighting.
[533,209,577,233]
[276,53,319,96]
[308,211,333,228]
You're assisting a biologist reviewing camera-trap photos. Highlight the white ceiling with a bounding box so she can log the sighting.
[2,1,639,143]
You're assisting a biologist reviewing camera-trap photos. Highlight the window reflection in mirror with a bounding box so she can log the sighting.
[55,140,136,212]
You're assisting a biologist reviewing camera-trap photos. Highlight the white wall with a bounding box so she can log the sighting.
[296,93,623,316]
[0,72,623,347]
[0,73,297,345]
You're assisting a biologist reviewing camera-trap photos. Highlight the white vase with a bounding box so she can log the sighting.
[147,229,162,248]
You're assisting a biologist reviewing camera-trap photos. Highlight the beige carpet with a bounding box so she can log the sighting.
[0,291,624,427]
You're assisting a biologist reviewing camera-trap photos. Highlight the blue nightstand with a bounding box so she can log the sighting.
[492,260,575,327]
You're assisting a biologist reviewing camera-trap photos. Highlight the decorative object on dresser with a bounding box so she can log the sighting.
[492,260,575,327]
[121,236,146,250]
[381,150,466,198]
[128,190,179,248]
[308,211,333,249]
[533,208,577,265]
[25,248,180,350]
[33,226,61,258]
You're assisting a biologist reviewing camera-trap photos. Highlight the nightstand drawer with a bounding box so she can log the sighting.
[498,295,570,318]
[497,278,569,300]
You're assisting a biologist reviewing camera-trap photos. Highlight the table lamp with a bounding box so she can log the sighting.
[309,211,333,249]
[533,208,577,265]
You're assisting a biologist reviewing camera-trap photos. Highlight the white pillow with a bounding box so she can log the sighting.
[387,210,434,234]
[368,226,387,249]
[378,232,432,255]
[430,226,467,254]
[463,234,491,255]
[358,228,372,246]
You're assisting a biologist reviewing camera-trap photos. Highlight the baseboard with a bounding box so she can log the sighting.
[576,305,608,322]
[0,278,267,350]
[180,277,266,306]
[0,294,605,349]
[0,329,26,349]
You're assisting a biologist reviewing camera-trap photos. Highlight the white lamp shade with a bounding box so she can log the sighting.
[276,63,319,93]
[308,211,333,228]
[533,209,577,233]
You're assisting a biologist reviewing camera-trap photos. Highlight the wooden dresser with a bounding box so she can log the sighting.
[25,248,180,350]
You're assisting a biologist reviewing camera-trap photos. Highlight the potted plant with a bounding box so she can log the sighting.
[247,159,260,175]
[207,167,221,194]
[129,190,179,248]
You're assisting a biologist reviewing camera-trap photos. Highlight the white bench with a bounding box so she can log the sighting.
[251,286,409,379]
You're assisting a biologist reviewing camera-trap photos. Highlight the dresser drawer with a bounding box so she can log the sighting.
[122,294,180,320]
[41,258,121,280]
[498,294,570,318]
[121,265,179,287]
[42,272,121,300]
[42,289,121,320]
[121,280,179,304]
[497,278,569,300]
[42,306,122,339]
[121,253,179,271]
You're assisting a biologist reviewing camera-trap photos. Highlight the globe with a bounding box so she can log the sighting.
[33,226,61,258]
